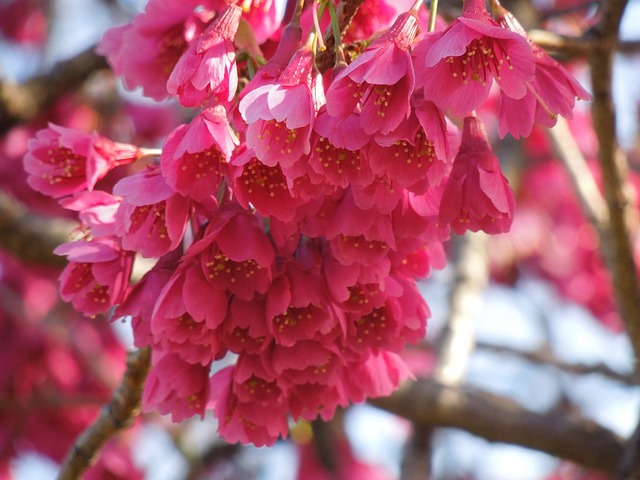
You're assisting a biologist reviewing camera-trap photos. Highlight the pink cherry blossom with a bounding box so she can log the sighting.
[222,295,272,354]
[143,352,211,422]
[98,0,221,101]
[239,43,324,168]
[115,252,180,348]
[265,263,339,347]
[114,166,191,258]
[325,11,418,136]
[167,5,242,108]
[493,4,592,138]
[230,148,304,222]
[414,0,535,117]
[240,0,280,44]
[210,365,289,447]
[368,104,451,193]
[161,106,238,201]
[343,351,413,403]
[185,207,275,300]
[151,266,227,365]
[24,123,139,198]
[60,190,121,238]
[55,237,134,316]
[439,116,515,234]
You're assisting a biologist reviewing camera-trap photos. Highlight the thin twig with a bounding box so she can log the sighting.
[477,342,640,386]
[546,116,610,235]
[57,347,151,480]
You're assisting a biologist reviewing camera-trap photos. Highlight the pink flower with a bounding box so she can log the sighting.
[414,0,534,117]
[265,262,339,347]
[151,265,227,365]
[161,106,238,201]
[343,351,413,403]
[222,296,272,354]
[210,365,289,446]
[185,207,275,300]
[230,148,304,222]
[439,116,515,234]
[60,191,121,238]
[167,5,242,107]
[143,352,211,422]
[492,3,592,138]
[97,0,218,101]
[55,237,134,316]
[115,252,180,348]
[240,0,280,44]
[114,166,192,258]
[239,43,325,168]
[308,108,374,189]
[325,11,419,135]
[24,123,139,198]
[367,101,451,193]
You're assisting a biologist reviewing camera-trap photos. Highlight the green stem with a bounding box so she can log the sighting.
[428,0,439,32]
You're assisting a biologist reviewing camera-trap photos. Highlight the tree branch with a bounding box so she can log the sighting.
[0,47,107,135]
[588,0,640,361]
[371,378,625,472]
[0,191,75,266]
[315,0,365,72]
[546,116,609,237]
[57,347,151,480]
[477,341,640,386]
[434,232,489,385]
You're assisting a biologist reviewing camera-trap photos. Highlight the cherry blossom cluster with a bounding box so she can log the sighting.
[23,0,590,446]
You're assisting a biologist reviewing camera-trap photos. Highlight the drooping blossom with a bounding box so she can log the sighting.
[55,237,135,316]
[151,265,227,365]
[239,39,325,168]
[24,123,139,198]
[491,0,592,138]
[439,116,515,234]
[240,0,280,44]
[325,10,419,136]
[308,107,374,189]
[97,0,221,101]
[143,351,211,422]
[414,0,535,117]
[114,166,191,258]
[184,206,276,300]
[367,101,451,193]
[209,365,289,447]
[161,106,238,201]
[167,4,242,108]
[115,252,180,348]
[230,147,304,222]
[60,190,121,238]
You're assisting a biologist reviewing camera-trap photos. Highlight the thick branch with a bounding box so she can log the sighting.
[371,378,624,472]
[0,191,74,266]
[588,0,640,361]
[434,232,489,385]
[57,347,151,480]
[0,47,107,135]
